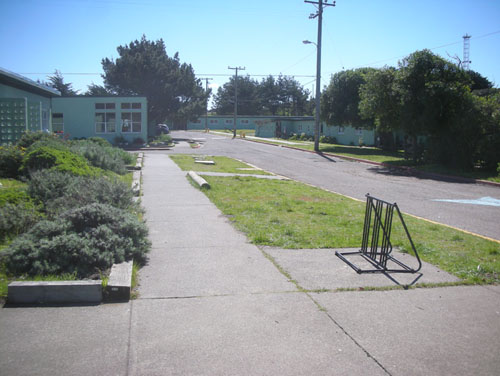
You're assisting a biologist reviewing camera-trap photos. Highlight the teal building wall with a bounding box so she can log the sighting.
[187,116,263,131]
[52,96,148,144]
[1,81,58,145]
[187,115,375,146]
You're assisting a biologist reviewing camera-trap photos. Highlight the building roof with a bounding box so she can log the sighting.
[0,67,61,97]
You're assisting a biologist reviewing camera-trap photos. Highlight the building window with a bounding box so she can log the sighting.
[52,113,64,134]
[355,127,363,136]
[241,119,249,124]
[338,126,344,135]
[225,119,233,124]
[121,112,142,132]
[95,103,115,110]
[121,102,142,110]
[95,112,116,133]
[210,119,218,124]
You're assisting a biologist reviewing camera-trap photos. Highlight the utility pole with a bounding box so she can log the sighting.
[203,78,213,132]
[305,0,335,152]
[228,66,245,138]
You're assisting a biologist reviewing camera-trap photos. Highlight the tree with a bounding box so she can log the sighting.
[321,68,375,127]
[86,83,111,96]
[394,50,474,164]
[359,67,399,149]
[213,75,312,116]
[275,75,311,116]
[101,35,208,130]
[47,70,78,96]
[467,70,493,92]
[258,76,280,115]
[212,76,260,115]
[471,92,500,170]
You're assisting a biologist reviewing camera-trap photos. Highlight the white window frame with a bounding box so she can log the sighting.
[355,127,363,136]
[338,126,345,135]
[121,112,142,133]
[95,112,116,134]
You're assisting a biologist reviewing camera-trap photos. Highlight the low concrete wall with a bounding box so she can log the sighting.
[8,281,102,304]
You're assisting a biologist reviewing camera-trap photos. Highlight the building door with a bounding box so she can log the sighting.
[275,121,281,138]
[42,109,49,132]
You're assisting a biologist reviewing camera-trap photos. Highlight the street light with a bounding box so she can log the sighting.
[303,39,321,152]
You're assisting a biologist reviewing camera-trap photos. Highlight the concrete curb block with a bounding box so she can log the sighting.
[7,280,102,305]
[132,153,143,198]
[7,260,134,305]
[132,170,141,197]
[188,171,210,188]
[105,261,133,302]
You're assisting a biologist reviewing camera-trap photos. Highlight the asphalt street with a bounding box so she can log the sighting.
[165,131,500,241]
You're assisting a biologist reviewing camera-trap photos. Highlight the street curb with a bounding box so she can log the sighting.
[240,137,500,188]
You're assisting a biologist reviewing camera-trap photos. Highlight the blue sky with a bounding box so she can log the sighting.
[1,0,499,99]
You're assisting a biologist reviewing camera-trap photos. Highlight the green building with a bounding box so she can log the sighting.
[0,68,60,145]
[1,68,148,146]
[187,115,375,146]
[52,96,148,145]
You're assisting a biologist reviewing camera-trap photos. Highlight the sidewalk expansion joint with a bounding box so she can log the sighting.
[125,300,134,376]
[135,291,303,301]
[305,292,393,376]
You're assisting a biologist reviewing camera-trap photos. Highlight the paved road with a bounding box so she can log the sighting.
[164,131,500,241]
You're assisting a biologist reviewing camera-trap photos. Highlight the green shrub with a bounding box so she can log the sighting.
[5,203,151,277]
[319,136,337,144]
[21,146,99,176]
[88,137,111,147]
[28,170,138,216]
[0,146,24,179]
[70,140,128,174]
[27,170,77,205]
[0,187,32,207]
[0,203,42,242]
[16,132,64,149]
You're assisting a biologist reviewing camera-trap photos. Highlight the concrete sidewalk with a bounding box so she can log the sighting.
[1,152,499,376]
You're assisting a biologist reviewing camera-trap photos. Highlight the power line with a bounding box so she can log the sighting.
[19,72,315,78]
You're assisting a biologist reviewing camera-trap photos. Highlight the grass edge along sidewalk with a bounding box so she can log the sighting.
[173,155,499,285]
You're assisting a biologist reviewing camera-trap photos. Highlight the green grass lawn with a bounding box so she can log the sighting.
[200,175,500,284]
[170,154,272,175]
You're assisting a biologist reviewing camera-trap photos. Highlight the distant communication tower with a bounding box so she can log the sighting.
[463,34,471,70]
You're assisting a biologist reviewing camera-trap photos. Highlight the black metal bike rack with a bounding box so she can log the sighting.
[336,194,422,274]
